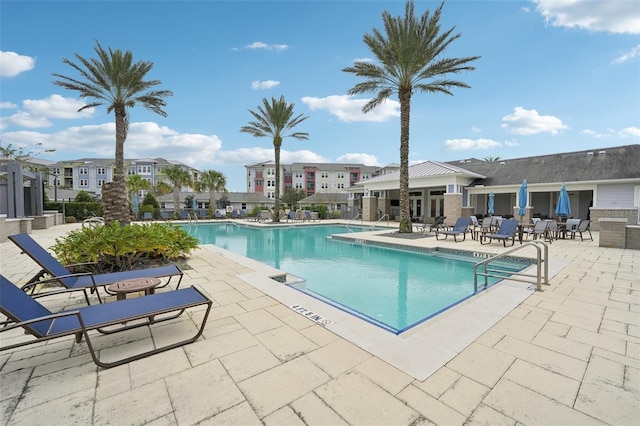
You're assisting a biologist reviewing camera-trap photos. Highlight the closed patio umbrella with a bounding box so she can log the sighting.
[488,192,495,215]
[555,183,571,218]
[518,180,527,218]
[133,193,139,214]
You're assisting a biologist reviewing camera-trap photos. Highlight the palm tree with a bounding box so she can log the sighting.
[52,41,173,225]
[152,181,172,197]
[343,1,479,232]
[240,96,309,222]
[125,174,151,217]
[163,166,193,217]
[483,156,501,162]
[196,170,227,212]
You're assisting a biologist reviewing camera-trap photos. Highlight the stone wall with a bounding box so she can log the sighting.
[590,208,638,231]
[444,193,462,225]
[626,226,640,250]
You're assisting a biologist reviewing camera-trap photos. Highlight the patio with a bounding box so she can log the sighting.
[1,222,638,425]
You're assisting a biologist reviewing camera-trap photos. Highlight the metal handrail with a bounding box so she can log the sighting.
[346,214,362,232]
[474,240,549,292]
[370,214,390,230]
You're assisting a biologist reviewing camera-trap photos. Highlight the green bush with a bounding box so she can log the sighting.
[51,222,199,273]
[66,216,77,223]
[142,192,160,209]
[74,190,94,202]
[63,202,103,220]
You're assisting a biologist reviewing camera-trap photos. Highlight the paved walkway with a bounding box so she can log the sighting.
[1,223,638,425]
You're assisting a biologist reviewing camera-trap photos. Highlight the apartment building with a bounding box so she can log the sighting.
[46,158,199,197]
[245,161,387,198]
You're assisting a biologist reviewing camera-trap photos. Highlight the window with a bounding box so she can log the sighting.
[127,169,135,175]
[79,167,88,175]
[137,165,151,174]
[97,179,105,187]
[337,183,344,189]
[321,172,328,179]
[241,203,247,209]
[362,173,370,180]
[337,172,344,179]
[295,172,303,179]
[97,167,106,175]
[51,167,61,175]
[267,180,275,187]
[266,168,275,176]
[79,179,88,187]
[295,183,303,189]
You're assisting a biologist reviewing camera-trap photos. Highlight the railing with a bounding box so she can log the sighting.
[474,240,549,292]
[370,214,389,230]
[346,214,362,232]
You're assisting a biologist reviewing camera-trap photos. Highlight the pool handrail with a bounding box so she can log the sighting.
[473,240,549,292]
[370,214,390,230]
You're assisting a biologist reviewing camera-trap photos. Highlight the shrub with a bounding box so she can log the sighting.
[142,192,160,209]
[51,222,199,273]
[74,190,94,202]
[66,216,77,223]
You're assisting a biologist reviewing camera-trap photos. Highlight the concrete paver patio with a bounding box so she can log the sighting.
[1,222,638,425]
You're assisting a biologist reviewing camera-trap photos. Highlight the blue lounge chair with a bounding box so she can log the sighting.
[8,234,184,304]
[480,219,520,247]
[287,211,299,222]
[0,274,212,369]
[436,217,472,242]
[303,211,315,222]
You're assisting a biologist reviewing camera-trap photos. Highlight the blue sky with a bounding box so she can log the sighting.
[1,0,639,191]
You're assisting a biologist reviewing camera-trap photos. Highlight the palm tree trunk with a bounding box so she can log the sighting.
[103,107,130,225]
[399,88,412,233]
[209,189,215,212]
[173,187,180,218]
[273,138,282,223]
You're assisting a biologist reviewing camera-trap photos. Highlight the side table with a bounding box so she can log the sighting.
[107,277,161,301]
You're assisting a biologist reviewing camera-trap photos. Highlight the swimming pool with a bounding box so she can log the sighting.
[185,223,531,334]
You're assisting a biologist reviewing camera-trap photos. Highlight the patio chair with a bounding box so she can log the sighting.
[527,219,551,242]
[161,211,171,221]
[304,211,316,222]
[415,216,446,233]
[8,234,184,304]
[566,219,593,241]
[480,219,520,247]
[473,216,494,240]
[0,274,212,369]
[565,218,581,235]
[142,212,153,221]
[435,217,472,242]
[287,211,299,222]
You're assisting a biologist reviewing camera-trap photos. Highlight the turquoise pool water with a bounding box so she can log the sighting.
[185,223,529,334]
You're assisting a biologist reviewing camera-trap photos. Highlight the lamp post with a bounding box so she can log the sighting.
[51,173,60,202]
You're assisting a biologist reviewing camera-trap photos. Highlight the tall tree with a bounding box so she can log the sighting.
[240,96,309,222]
[343,1,479,232]
[125,174,151,216]
[196,170,227,211]
[52,41,172,225]
[163,166,193,217]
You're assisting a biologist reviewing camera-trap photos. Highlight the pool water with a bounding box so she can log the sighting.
[185,223,529,334]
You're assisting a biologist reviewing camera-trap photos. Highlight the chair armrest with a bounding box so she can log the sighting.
[0,310,82,335]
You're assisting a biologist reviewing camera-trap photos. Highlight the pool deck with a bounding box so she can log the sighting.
[1,221,638,425]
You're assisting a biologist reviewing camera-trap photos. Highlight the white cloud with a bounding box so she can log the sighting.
[0,95,95,130]
[612,44,640,64]
[242,41,291,52]
[532,0,640,34]
[216,148,328,166]
[0,51,35,77]
[580,128,611,139]
[302,95,400,123]
[251,80,280,90]
[23,94,95,119]
[353,57,374,63]
[619,126,640,138]
[335,153,380,166]
[443,138,503,151]
[501,106,568,135]
[471,126,482,133]
[0,101,17,109]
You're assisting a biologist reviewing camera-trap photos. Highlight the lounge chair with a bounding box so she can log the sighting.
[480,219,519,247]
[0,274,212,369]
[303,211,316,222]
[287,211,299,222]
[415,216,446,233]
[161,211,171,221]
[435,217,472,242]
[8,233,184,304]
[142,212,153,221]
[566,219,592,241]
